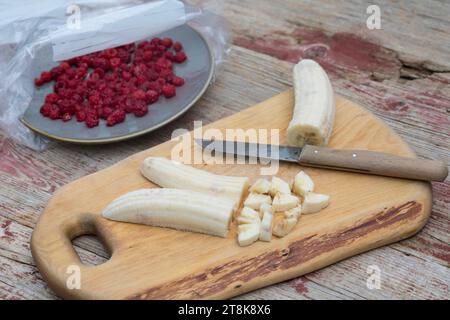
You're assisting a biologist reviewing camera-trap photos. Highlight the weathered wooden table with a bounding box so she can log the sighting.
[0,1,448,299]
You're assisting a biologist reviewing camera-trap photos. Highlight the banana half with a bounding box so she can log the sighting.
[287,59,336,147]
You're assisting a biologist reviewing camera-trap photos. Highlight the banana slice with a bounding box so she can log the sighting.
[272,193,300,212]
[302,192,330,214]
[269,176,291,196]
[287,59,335,147]
[236,206,260,224]
[273,217,298,238]
[259,203,272,218]
[244,192,272,210]
[102,188,234,238]
[249,178,271,194]
[140,157,249,208]
[238,224,261,247]
[293,171,314,197]
[284,205,302,220]
[237,206,261,247]
[259,206,273,242]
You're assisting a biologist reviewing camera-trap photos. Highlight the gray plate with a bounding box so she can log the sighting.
[21,25,214,144]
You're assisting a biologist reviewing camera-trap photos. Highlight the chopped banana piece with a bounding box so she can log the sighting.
[272,193,300,212]
[293,171,315,197]
[259,207,273,242]
[284,205,302,220]
[273,217,298,237]
[269,176,291,196]
[237,207,261,247]
[249,178,271,194]
[244,192,272,210]
[237,206,260,225]
[302,192,330,214]
[238,224,261,246]
[259,203,272,218]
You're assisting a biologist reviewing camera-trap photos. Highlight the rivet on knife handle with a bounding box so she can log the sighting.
[298,145,448,182]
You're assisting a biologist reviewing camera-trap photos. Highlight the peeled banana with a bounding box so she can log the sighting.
[102,188,235,238]
[302,192,330,214]
[141,157,249,208]
[286,59,335,147]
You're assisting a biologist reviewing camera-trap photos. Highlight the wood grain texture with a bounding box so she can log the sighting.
[0,0,449,300]
[30,91,432,299]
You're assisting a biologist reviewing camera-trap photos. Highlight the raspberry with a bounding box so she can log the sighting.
[85,114,99,128]
[148,81,162,93]
[40,103,52,117]
[156,57,172,70]
[122,71,132,81]
[162,84,176,98]
[50,66,64,79]
[161,37,173,48]
[67,79,79,89]
[49,107,61,119]
[145,89,159,104]
[106,109,126,126]
[75,111,86,122]
[75,67,87,79]
[133,104,148,117]
[157,77,166,86]
[103,107,113,117]
[143,50,153,62]
[173,41,183,52]
[164,51,174,61]
[45,93,60,104]
[110,57,121,68]
[41,71,52,83]
[106,115,116,126]
[160,66,173,77]
[34,78,44,86]
[93,68,105,78]
[105,48,118,58]
[174,51,187,63]
[88,94,101,106]
[60,61,71,70]
[150,37,161,45]
[133,89,146,101]
[171,76,185,87]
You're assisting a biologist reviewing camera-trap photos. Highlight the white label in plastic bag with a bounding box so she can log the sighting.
[51,0,186,61]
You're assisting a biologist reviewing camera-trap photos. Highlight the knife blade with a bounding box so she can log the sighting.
[195,139,300,163]
[194,139,448,182]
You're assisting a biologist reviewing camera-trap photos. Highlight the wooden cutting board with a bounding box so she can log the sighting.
[31,90,432,299]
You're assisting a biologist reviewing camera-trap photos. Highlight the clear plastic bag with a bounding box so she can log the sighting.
[0,0,230,150]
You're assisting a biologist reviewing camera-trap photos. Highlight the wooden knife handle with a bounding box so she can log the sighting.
[299,145,448,181]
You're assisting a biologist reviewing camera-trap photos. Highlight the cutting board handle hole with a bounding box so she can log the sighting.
[72,234,111,266]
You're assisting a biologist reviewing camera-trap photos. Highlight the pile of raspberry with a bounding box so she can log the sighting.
[35,37,187,127]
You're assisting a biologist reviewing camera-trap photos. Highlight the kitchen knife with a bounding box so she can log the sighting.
[195,139,448,182]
